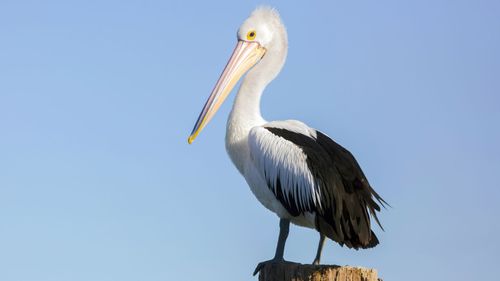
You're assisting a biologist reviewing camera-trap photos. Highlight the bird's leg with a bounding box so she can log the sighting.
[253,218,290,276]
[312,233,326,265]
[274,218,289,260]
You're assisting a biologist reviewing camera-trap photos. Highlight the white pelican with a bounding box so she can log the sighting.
[188,7,387,274]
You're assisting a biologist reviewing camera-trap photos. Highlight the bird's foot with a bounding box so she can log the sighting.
[312,258,321,265]
[253,258,286,276]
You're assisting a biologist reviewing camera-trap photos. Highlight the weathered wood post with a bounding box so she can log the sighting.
[258,262,380,281]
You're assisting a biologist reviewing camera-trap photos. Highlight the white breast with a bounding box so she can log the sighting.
[225,123,316,229]
[243,158,292,218]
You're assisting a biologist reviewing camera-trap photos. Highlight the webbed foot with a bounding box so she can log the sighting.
[253,258,285,276]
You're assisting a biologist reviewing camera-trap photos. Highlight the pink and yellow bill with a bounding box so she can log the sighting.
[188,40,266,144]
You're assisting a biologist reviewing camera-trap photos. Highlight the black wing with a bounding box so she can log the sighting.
[262,126,387,249]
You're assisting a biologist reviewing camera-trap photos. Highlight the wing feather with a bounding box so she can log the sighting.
[248,125,319,215]
[248,120,386,249]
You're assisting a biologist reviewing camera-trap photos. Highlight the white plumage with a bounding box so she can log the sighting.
[189,7,386,271]
[248,123,323,216]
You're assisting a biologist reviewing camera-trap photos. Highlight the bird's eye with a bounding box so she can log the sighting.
[246,30,256,40]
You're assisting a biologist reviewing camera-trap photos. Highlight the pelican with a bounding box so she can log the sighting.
[188,7,386,274]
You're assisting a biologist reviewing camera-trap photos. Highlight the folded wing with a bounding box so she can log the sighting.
[248,120,386,249]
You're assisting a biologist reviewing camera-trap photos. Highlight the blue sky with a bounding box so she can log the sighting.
[1,0,499,280]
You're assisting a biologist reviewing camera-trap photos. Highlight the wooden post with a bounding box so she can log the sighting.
[258,261,380,281]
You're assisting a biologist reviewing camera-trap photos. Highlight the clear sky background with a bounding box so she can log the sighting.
[1,1,499,280]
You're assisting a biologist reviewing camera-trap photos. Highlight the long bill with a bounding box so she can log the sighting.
[188,40,266,144]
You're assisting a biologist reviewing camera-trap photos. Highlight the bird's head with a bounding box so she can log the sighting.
[188,7,287,144]
[237,7,287,53]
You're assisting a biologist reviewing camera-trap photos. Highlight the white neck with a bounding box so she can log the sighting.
[225,72,266,172]
[225,40,287,172]
[229,74,267,130]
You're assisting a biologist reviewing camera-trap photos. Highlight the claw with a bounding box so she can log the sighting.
[253,262,265,276]
[252,258,284,276]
